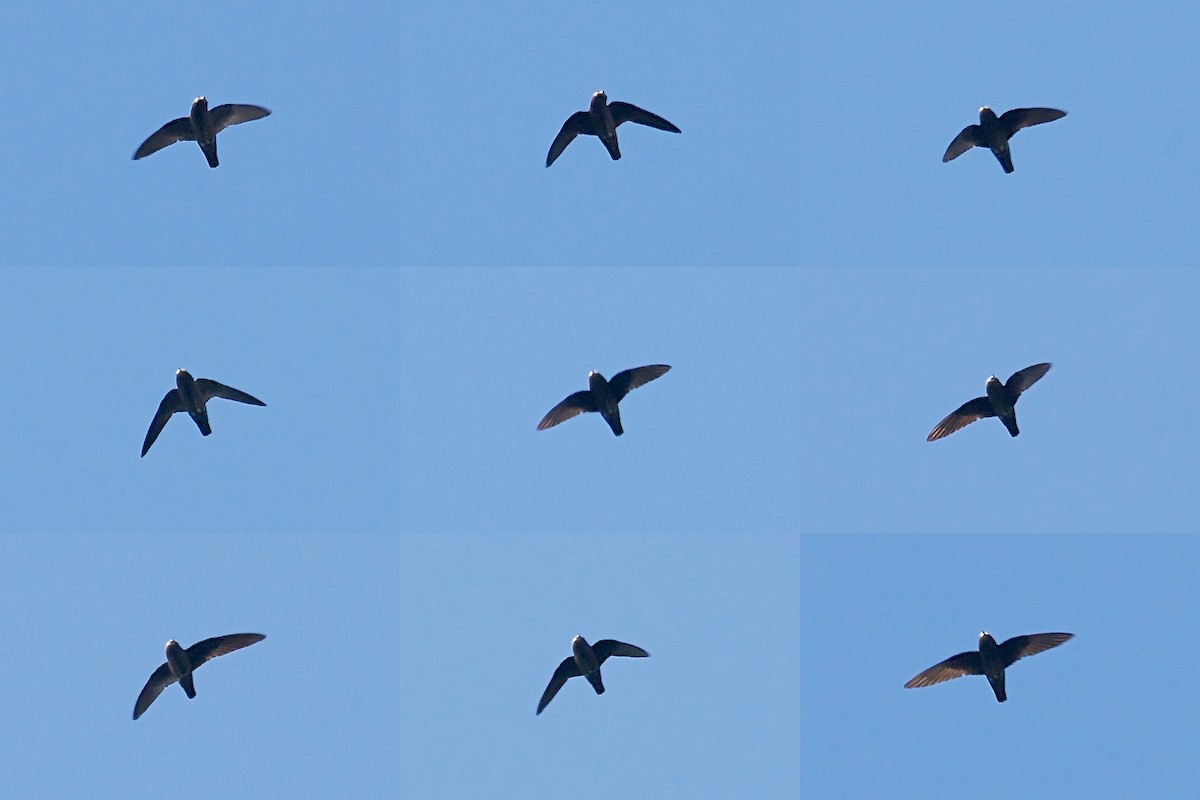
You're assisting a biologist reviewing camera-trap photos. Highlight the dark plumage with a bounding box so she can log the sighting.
[133,97,270,168]
[943,106,1066,173]
[142,369,266,456]
[546,91,680,167]
[927,363,1050,441]
[537,365,670,436]
[536,635,649,715]
[133,633,265,719]
[905,631,1073,702]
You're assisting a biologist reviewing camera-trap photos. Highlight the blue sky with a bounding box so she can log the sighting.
[1,2,1197,798]
[802,535,1200,796]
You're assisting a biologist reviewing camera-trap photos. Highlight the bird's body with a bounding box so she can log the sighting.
[546,91,680,167]
[571,635,605,694]
[536,635,649,714]
[134,97,270,168]
[537,365,669,436]
[164,639,198,699]
[141,369,266,456]
[943,106,1066,173]
[927,363,1050,441]
[133,633,265,719]
[905,631,1073,702]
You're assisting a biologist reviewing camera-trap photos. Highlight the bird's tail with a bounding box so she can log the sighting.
[1000,413,1019,437]
[193,409,213,436]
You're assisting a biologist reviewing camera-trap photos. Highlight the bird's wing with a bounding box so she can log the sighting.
[997,108,1066,138]
[208,104,271,135]
[536,657,582,714]
[1004,363,1051,396]
[142,390,184,456]
[546,112,595,167]
[185,633,266,667]
[592,639,650,665]
[133,117,195,159]
[942,125,981,162]
[608,102,681,133]
[194,379,267,406]
[926,396,995,442]
[536,391,597,430]
[607,365,671,402]
[998,632,1073,668]
[904,651,983,688]
[132,662,176,719]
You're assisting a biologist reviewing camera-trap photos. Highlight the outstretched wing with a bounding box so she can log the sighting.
[209,104,271,135]
[132,662,175,719]
[904,651,983,688]
[194,379,267,406]
[1004,363,1051,397]
[997,108,1066,139]
[926,396,994,442]
[998,632,1073,668]
[608,102,681,133]
[592,639,650,666]
[546,112,595,167]
[942,125,981,162]
[607,365,671,402]
[536,657,582,714]
[185,633,266,667]
[142,390,184,456]
[537,390,597,430]
[133,117,194,160]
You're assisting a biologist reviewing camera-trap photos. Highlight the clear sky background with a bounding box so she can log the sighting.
[1,2,1196,799]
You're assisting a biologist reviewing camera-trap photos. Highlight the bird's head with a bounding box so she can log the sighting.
[979,106,997,123]
[593,91,607,101]
[986,375,1001,389]
[191,97,208,112]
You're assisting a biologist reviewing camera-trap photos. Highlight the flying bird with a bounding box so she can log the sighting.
[905,631,1073,702]
[133,633,265,719]
[133,97,271,167]
[537,365,670,436]
[927,363,1050,441]
[546,91,680,167]
[943,106,1066,173]
[537,635,649,714]
[142,369,266,456]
